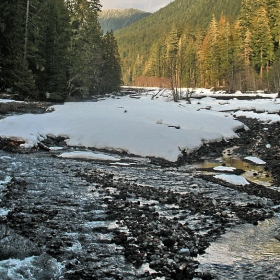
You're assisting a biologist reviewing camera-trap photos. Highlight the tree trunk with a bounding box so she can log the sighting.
[24,0,30,60]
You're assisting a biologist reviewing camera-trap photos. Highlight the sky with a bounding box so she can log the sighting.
[100,0,173,13]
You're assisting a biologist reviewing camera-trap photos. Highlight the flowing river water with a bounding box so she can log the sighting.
[0,149,280,279]
[196,214,280,279]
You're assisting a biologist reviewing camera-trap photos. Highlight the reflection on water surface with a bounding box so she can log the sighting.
[195,152,273,186]
[196,215,280,279]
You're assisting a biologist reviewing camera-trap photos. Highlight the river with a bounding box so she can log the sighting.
[0,150,279,279]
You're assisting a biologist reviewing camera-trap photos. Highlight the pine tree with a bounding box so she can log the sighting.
[251,6,274,81]
[266,0,280,90]
[19,0,71,100]
[132,54,145,83]
[268,48,280,90]
[182,31,199,88]
[231,20,248,91]
[0,0,35,97]
[66,0,104,97]
[26,0,49,96]
[199,15,219,88]
[1,0,121,99]
[144,42,163,77]
[99,31,122,93]
[165,26,180,101]
[43,0,70,99]
[266,0,280,46]
[216,16,232,88]
[242,28,259,91]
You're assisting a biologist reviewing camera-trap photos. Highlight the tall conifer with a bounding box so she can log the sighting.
[251,6,274,80]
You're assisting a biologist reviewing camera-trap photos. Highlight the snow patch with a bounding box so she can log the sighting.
[110,162,135,166]
[58,151,120,161]
[214,174,250,186]
[213,166,236,172]
[234,111,280,123]
[244,156,266,165]
[49,146,64,151]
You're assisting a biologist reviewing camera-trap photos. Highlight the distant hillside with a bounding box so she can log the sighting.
[115,0,243,85]
[99,9,151,33]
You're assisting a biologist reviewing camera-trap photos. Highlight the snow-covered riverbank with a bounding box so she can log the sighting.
[1,90,279,161]
[1,89,280,279]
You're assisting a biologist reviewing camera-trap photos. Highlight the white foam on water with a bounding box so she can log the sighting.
[0,255,63,280]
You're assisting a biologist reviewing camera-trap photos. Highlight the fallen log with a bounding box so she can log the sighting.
[38,141,50,151]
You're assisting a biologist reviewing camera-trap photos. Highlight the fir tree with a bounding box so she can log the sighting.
[99,31,122,93]
[251,6,274,80]
[0,0,35,97]
[216,16,232,88]
[43,0,70,99]
[165,26,180,101]
[266,0,280,46]
[67,0,104,97]
[182,30,199,88]
[199,15,219,88]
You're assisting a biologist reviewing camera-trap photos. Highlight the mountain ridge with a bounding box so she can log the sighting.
[99,8,151,33]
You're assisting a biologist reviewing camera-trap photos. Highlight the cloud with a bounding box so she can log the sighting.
[100,0,172,12]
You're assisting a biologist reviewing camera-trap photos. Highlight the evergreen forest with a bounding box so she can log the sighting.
[1,0,280,101]
[115,0,280,94]
[0,0,122,101]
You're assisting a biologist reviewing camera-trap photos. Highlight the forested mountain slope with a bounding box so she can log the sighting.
[99,9,151,33]
[115,0,243,85]
[115,0,280,94]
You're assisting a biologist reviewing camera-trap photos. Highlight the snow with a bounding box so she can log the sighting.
[234,111,280,123]
[49,146,64,151]
[214,174,250,186]
[0,90,279,162]
[110,162,135,166]
[244,156,266,165]
[0,99,17,103]
[213,166,236,172]
[58,151,120,161]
